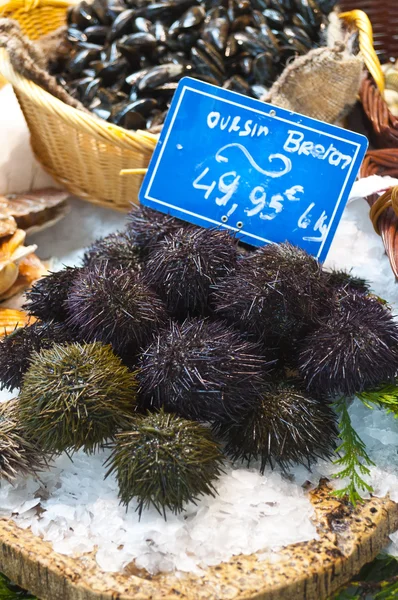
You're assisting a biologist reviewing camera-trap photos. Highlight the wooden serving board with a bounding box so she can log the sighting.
[0,481,397,600]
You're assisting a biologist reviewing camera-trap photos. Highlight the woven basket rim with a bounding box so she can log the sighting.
[0,49,158,154]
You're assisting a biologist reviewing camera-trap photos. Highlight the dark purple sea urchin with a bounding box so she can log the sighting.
[213,242,325,347]
[299,294,398,396]
[138,318,271,422]
[127,205,188,254]
[106,409,224,517]
[144,228,238,317]
[82,229,142,271]
[214,380,338,471]
[67,263,166,352]
[23,266,81,322]
[0,321,74,391]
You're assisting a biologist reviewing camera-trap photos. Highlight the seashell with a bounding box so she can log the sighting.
[0,254,49,302]
[0,308,36,337]
[0,215,17,239]
[263,8,285,30]
[0,264,19,297]
[1,189,70,236]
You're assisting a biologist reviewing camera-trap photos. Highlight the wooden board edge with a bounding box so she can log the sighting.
[0,482,397,600]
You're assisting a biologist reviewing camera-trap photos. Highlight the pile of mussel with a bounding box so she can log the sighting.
[51,0,339,131]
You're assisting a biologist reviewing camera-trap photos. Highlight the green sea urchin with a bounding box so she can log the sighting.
[106,410,224,517]
[0,400,47,482]
[18,342,137,454]
[0,321,74,391]
[67,263,166,352]
[138,318,271,422]
[82,229,142,270]
[214,381,338,471]
[144,228,238,317]
[299,294,398,396]
[23,266,81,322]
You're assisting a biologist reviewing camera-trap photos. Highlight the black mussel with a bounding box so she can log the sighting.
[294,0,323,29]
[137,63,185,91]
[91,0,114,25]
[134,16,153,32]
[287,36,310,54]
[239,54,253,78]
[253,51,275,85]
[192,72,222,85]
[251,83,268,98]
[125,66,152,87]
[227,0,238,22]
[169,6,206,34]
[204,6,229,21]
[68,1,101,29]
[104,41,123,62]
[81,68,97,78]
[224,34,238,58]
[284,25,312,48]
[223,75,253,96]
[269,0,294,11]
[128,97,159,115]
[75,42,104,51]
[108,9,136,41]
[237,0,251,14]
[290,12,317,39]
[142,3,182,22]
[92,105,112,120]
[97,86,119,106]
[89,60,106,75]
[98,58,129,86]
[117,44,141,69]
[191,46,224,82]
[75,75,95,97]
[146,109,163,129]
[85,25,108,43]
[196,39,225,74]
[83,77,102,103]
[67,26,88,44]
[250,0,271,11]
[231,15,255,31]
[317,0,338,12]
[176,31,201,50]
[262,8,285,30]
[111,103,147,128]
[248,24,280,55]
[154,20,169,42]
[117,32,157,52]
[67,48,102,76]
[202,17,229,52]
[150,81,179,98]
[233,31,269,55]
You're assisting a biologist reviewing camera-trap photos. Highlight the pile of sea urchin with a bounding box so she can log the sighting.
[1,204,397,514]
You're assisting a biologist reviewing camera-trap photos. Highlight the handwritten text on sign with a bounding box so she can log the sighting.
[139,78,368,261]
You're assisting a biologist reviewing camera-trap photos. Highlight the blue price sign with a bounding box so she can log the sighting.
[139,77,368,262]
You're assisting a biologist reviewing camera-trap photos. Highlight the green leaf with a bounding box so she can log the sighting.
[332,399,375,505]
[0,574,36,599]
[330,555,398,599]
[358,385,398,417]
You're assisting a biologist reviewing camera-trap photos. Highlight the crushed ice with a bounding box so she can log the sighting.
[1,192,398,574]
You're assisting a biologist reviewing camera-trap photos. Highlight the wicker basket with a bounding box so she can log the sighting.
[360,149,398,278]
[0,0,158,211]
[339,4,398,149]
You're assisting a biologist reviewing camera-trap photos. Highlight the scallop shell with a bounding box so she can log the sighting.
[0,308,35,337]
[0,254,49,302]
[1,189,70,236]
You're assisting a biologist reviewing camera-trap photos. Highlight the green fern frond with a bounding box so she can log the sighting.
[358,384,398,416]
[332,399,374,505]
